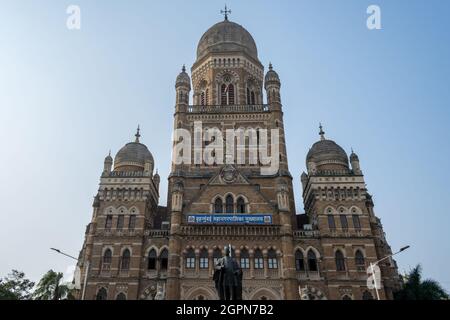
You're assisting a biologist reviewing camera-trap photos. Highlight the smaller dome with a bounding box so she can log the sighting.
[114,128,154,172]
[175,65,191,89]
[350,150,359,162]
[104,152,113,163]
[306,125,349,170]
[265,63,280,84]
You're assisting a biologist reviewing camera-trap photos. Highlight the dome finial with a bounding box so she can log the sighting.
[269,62,273,70]
[220,4,231,21]
[182,64,186,73]
[319,123,325,140]
[135,125,141,143]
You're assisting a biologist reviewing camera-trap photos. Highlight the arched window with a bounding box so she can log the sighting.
[295,250,305,271]
[267,249,278,269]
[96,287,107,300]
[200,92,205,105]
[254,249,264,269]
[160,249,168,270]
[307,250,318,272]
[102,249,112,271]
[199,249,209,269]
[236,197,246,213]
[246,88,251,104]
[240,249,250,269]
[213,248,222,266]
[116,292,126,300]
[352,214,361,231]
[335,250,346,271]
[251,91,255,104]
[225,195,234,213]
[342,294,352,300]
[121,249,131,271]
[147,249,157,270]
[221,83,235,105]
[362,291,374,300]
[214,198,223,213]
[228,84,235,104]
[355,250,365,271]
[340,215,348,231]
[328,215,336,230]
[186,248,195,269]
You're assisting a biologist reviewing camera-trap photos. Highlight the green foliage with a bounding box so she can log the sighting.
[0,270,35,300]
[33,270,70,300]
[394,264,449,300]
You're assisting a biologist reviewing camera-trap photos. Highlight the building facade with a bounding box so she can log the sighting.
[76,16,401,300]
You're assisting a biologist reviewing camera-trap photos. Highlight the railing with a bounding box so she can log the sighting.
[180,225,280,237]
[145,229,169,238]
[187,104,270,114]
[293,230,320,238]
[296,271,321,281]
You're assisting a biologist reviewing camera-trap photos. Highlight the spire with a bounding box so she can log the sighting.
[269,62,273,70]
[220,5,231,21]
[181,64,186,73]
[319,123,325,140]
[108,150,111,157]
[135,125,141,143]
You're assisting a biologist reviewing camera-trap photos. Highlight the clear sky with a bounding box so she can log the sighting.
[1,0,449,291]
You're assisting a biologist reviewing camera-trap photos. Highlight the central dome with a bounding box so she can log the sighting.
[196,20,258,61]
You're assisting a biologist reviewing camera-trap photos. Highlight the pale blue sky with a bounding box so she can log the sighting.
[0,0,449,290]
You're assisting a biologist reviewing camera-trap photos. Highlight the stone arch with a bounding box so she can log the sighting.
[128,206,140,215]
[349,206,362,215]
[324,206,336,215]
[104,206,116,215]
[333,246,347,257]
[120,246,132,256]
[102,246,114,256]
[305,246,321,259]
[116,292,127,300]
[211,194,225,213]
[145,245,159,256]
[294,246,307,256]
[117,206,128,215]
[337,206,348,214]
[249,287,282,300]
[184,286,217,300]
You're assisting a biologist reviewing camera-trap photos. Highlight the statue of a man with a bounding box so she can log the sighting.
[214,244,242,300]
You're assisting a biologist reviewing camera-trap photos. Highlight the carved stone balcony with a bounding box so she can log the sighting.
[187,104,270,114]
[145,229,169,238]
[179,225,280,239]
[293,230,320,239]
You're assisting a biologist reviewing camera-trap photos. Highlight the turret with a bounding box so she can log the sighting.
[175,65,191,107]
[103,151,113,174]
[350,149,362,175]
[265,63,281,105]
[153,170,160,192]
[301,172,308,191]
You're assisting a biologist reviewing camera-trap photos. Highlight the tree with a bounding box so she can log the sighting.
[0,270,35,300]
[394,264,448,300]
[33,270,70,300]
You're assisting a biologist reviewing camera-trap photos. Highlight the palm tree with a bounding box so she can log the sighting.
[394,264,448,300]
[33,270,70,300]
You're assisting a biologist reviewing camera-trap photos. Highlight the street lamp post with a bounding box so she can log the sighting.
[370,245,410,300]
[50,248,90,300]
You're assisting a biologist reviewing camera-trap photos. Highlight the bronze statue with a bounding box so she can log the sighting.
[214,244,243,300]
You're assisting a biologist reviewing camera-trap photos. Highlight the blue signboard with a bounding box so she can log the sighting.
[187,214,272,225]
